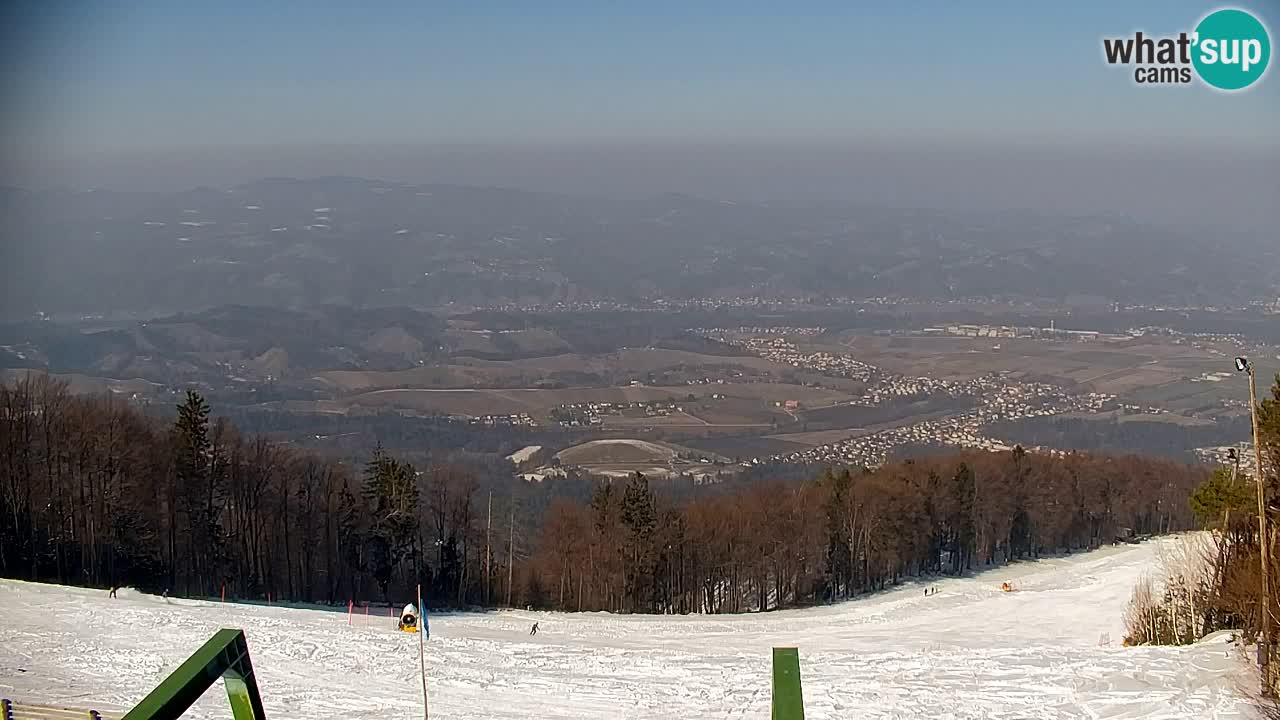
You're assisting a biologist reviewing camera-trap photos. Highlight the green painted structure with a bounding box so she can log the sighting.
[771,647,804,720]
[112,626,798,719]
[122,629,265,720]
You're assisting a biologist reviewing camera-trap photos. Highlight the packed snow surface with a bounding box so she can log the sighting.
[505,444,543,464]
[0,537,1257,719]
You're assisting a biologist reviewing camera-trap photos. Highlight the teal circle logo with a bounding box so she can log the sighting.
[1192,9,1270,90]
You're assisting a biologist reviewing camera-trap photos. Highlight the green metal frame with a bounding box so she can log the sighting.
[123,629,266,720]
[771,647,804,720]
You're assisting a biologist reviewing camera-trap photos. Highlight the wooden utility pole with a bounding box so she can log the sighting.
[1244,360,1274,696]
[507,499,515,607]
[417,583,428,719]
[485,492,493,606]
[1213,449,1243,587]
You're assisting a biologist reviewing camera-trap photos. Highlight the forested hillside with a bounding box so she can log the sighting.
[0,375,1207,613]
[1122,372,1280,695]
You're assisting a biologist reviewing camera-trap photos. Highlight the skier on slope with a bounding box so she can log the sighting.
[530,622,539,636]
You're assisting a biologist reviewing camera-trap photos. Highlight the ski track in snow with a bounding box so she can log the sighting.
[0,537,1259,719]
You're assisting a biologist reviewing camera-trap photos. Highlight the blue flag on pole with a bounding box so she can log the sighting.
[419,589,429,639]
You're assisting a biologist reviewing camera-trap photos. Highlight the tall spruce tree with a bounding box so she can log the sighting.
[820,468,854,599]
[621,472,656,611]
[950,462,977,573]
[1258,373,1280,516]
[1188,467,1254,527]
[361,443,419,600]
[173,390,217,594]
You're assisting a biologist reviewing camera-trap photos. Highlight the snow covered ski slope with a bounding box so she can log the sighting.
[0,537,1257,719]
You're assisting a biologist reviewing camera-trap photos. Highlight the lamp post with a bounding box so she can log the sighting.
[1227,447,1242,499]
[1237,356,1273,696]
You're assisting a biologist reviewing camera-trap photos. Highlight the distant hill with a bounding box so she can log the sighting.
[2,177,1274,319]
[0,305,447,382]
[0,304,769,393]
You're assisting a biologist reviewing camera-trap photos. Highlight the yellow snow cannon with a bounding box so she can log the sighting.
[398,603,419,633]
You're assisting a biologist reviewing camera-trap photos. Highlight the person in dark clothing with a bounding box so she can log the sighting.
[108,586,117,598]
[530,622,539,635]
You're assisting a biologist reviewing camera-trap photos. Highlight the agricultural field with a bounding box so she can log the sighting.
[825,332,1262,409]
[9,309,1273,468]
[341,382,852,424]
[545,439,729,479]
[555,438,727,465]
[680,435,810,459]
[797,395,979,432]
[0,369,163,397]
[444,327,572,358]
[315,348,795,393]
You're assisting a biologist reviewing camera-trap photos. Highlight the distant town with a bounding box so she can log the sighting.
[695,329,1117,468]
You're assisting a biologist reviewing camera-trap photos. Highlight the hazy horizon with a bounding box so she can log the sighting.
[4,140,1277,233]
[3,1,1278,229]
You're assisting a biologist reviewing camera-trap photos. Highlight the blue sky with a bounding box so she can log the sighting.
[3,0,1277,154]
